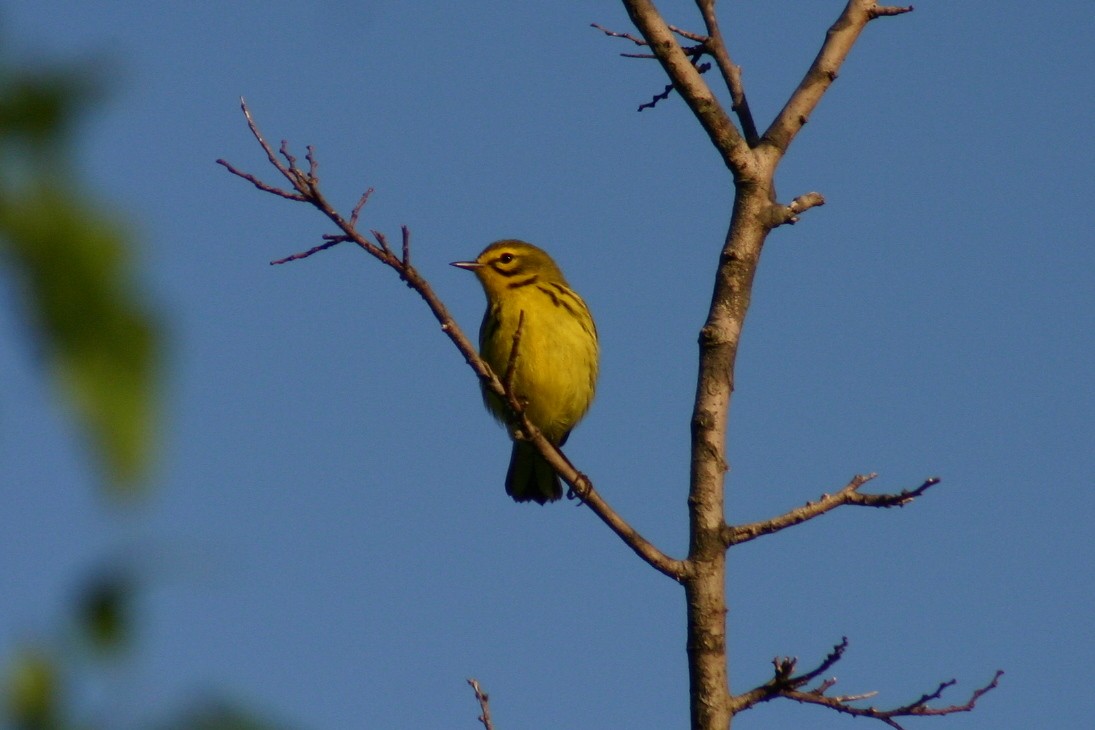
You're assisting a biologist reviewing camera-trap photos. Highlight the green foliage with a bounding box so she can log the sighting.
[0,66,94,148]
[0,45,151,730]
[0,48,282,730]
[3,650,61,730]
[0,60,159,493]
[153,701,291,730]
[75,570,133,656]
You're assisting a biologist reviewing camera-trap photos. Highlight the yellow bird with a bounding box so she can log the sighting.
[452,240,598,503]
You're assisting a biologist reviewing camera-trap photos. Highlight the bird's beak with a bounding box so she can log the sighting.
[450,260,482,271]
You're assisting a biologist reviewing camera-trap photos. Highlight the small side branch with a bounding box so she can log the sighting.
[269,237,346,265]
[870,5,915,19]
[723,474,940,547]
[590,22,648,46]
[765,191,826,227]
[466,679,495,730]
[731,638,1003,729]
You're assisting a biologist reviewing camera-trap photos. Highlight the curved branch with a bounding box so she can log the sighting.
[760,1,914,163]
[723,474,941,547]
[219,99,687,583]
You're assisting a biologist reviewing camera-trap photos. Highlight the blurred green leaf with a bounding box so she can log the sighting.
[0,67,96,148]
[3,649,61,730]
[153,700,290,730]
[0,58,160,494]
[75,570,133,655]
[0,185,160,491]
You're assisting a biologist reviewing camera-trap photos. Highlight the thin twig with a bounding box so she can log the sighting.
[215,157,306,201]
[695,0,760,144]
[269,237,347,265]
[238,98,295,186]
[467,679,495,730]
[791,637,848,686]
[667,24,706,42]
[590,22,648,46]
[639,59,711,112]
[349,187,374,228]
[373,229,394,257]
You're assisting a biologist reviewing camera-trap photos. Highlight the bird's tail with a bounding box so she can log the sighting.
[505,441,563,504]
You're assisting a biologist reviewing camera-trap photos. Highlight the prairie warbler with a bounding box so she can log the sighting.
[452,240,598,504]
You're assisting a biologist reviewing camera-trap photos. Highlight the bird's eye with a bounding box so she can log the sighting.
[498,253,515,264]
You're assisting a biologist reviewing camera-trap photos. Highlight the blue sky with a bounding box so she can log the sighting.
[2,2,1092,728]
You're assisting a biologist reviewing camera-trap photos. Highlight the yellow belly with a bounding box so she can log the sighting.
[479,286,598,443]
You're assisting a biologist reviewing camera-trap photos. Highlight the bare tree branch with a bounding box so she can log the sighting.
[731,638,1003,729]
[695,0,759,145]
[218,100,687,582]
[466,679,495,730]
[723,474,941,547]
[760,1,915,163]
[619,0,754,176]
